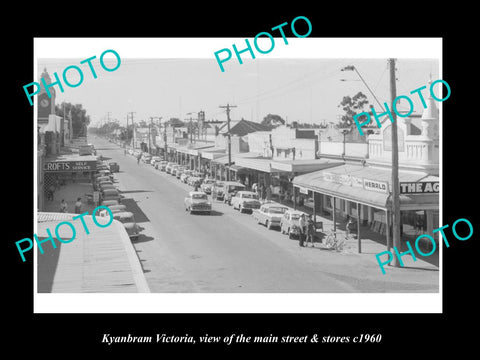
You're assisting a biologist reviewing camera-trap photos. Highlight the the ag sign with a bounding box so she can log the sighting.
[400,181,439,194]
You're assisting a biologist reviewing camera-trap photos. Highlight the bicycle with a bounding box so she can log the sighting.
[324,231,347,251]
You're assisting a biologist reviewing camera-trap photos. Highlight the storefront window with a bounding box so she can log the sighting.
[401,210,425,240]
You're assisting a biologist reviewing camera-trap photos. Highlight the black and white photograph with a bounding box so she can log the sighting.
[31,38,442,313]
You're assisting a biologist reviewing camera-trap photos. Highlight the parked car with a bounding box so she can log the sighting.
[200,178,216,194]
[101,199,119,207]
[96,169,114,179]
[188,175,202,188]
[184,191,212,214]
[97,164,109,171]
[109,162,120,173]
[222,181,246,205]
[280,209,305,239]
[170,164,180,176]
[175,166,186,179]
[141,152,152,163]
[113,211,140,240]
[101,188,122,204]
[211,182,225,201]
[157,160,168,171]
[180,170,193,183]
[99,184,117,193]
[231,191,262,213]
[150,156,162,166]
[107,204,127,212]
[252,203,289,230]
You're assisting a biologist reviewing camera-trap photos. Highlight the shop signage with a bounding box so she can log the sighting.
[323,172,363,188]
[43,160,97,172]
[298,186,309,194]
[363,178,388,193]
[400,181,439,194]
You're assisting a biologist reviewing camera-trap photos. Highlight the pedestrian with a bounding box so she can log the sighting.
[298,214,307,247]
[137,154,141,164]
[47,184,55,201]
[74,197,83,214]
[59,199,68,213]
[307,214,315,247]
[346,215,354,237]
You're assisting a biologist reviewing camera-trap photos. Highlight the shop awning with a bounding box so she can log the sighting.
[234,156,272,173]
[271,158,344,173]
[229,164,254,173]
[200,147,226,160]
[293,164,439,211]
[211,155,231,165]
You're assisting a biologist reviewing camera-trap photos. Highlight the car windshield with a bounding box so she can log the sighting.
[268,207,286,214]
[192,193,207,200]
[243,193,258,199]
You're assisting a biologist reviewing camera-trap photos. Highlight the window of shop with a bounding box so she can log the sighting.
[401,210,426,241]
[350,202,357,216]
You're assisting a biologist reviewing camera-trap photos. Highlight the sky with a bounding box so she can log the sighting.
[35,38,441,128]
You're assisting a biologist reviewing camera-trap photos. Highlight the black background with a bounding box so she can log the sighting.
[7,4,475,355]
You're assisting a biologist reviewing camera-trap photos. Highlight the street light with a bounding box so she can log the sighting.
[341,65,385,112]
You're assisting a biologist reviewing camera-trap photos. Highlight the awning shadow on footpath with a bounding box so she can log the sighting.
[37,243,62,293]
[121,198,150,223]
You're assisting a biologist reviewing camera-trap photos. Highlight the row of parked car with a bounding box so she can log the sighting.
[125,150,314,240]
[149,158,311,240]
[94,157,141,241]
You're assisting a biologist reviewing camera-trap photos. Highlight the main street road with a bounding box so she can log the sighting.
[91,137,439,294]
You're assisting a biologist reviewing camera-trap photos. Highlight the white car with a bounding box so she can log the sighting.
[231,191,262,213]
[184,191,212,214]
[150,156,162,166]
[252,203,288,230]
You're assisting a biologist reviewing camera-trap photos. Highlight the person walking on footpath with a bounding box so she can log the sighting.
[298,214,307,247]
[60,199,68,213]
[47,184,55,201]
[74,197,83,214]
[346,215,354,238]
[306,214,315,247]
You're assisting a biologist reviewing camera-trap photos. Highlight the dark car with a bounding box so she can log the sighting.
[109,162,120,173]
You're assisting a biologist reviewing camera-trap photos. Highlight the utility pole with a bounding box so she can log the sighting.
[128,111,136,149]
[388,58,401,267]
[219,103,237,181]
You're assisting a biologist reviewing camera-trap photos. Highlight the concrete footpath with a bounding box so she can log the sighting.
[261,199,440,275]
[38,181,150,293]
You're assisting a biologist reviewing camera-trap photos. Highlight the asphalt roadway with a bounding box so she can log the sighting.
[91,136,439,293]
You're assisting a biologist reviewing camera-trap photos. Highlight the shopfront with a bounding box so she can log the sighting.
[293,164,439,252]
[42,155,98,202]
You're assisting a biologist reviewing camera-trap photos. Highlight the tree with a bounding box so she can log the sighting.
[261,114,285,127]
[337,92,369,128]
[55,102,91,138]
